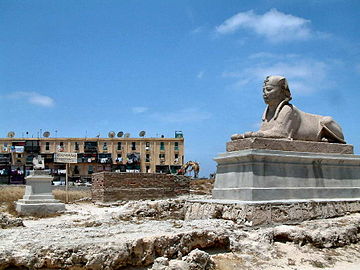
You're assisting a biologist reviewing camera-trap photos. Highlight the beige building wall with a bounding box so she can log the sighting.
[0,136,184,180]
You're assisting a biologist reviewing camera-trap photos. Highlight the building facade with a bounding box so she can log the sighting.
[0,133,184,184]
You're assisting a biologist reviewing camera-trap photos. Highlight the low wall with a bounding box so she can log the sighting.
[91,172,190,202]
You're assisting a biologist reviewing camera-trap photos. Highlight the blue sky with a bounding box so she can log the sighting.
[1,0,360,177]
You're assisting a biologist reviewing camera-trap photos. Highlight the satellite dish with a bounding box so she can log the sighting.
[117,131,124,138]
[7,131,15,138]
[124,133,130,138]
[43,131,50,138]
[108,131,115,138]
[139,130,146,137]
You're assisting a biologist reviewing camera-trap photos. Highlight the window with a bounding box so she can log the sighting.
[131,142,136,150]
[117,142,122,150]
[116,153,123,163]
[57,142,64,152]
[160,142,165,151]
[84,141,98,152]
[146,154,150,162]
[46,142,50,151]
[75,142,79,151]
[159,153,165,159]
[88,165,94,174]
[175,153,179,159]
[174,142,179,151]
[103,142,108,151]
[145,142,150,150]
[17,154,22,158]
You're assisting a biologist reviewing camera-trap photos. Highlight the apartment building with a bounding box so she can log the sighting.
[0,132,184,184]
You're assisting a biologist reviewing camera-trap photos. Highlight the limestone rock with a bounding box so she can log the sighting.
[0,213,24,229]
[184,249,214,270]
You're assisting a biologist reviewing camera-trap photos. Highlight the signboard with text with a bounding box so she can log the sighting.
[54,152,78,163]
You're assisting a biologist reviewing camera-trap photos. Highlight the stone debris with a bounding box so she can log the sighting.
[1,200,360,269]
[0,212,24,229]
[151,249,214,270]
[118,199,186,221]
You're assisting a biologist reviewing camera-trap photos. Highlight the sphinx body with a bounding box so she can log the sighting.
[231,76,345,143]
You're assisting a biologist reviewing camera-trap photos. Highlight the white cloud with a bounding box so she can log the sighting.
[191,26,204,34]
[132,106,148,114]
[151,108,211,123]
[248,52,299,59]
[216,9,311,42]
[223,54,330,95]
[197,71,205,79]
[5,91,55,107]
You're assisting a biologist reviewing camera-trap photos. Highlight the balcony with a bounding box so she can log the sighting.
[84,142,98,153]
[0,154,10,165]
[24,141,40,153]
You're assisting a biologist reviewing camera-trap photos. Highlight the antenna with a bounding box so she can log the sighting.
[7,131,15,138]
[139,130,146,137]
[117,131,124,138]
[124,133,130,138]
[108,131,115,138]
[43,131,50,138]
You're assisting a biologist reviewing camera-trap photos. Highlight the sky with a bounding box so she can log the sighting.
[1,0,360,177]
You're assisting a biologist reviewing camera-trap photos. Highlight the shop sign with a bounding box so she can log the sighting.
[54,152,78,163]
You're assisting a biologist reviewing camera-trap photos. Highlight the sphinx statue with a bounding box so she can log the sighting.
[231,75,345,143]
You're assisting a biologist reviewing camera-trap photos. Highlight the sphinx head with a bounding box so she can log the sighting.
[263,75,292,106]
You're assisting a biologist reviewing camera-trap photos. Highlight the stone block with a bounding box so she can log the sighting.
[213,149,360,201]
[227,138,353,154]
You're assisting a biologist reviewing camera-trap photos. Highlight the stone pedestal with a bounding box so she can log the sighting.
[213,139,360,201]
[16,170,65,215]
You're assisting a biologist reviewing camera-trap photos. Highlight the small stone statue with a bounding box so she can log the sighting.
[231,75,345,143]
[32,155,45,170]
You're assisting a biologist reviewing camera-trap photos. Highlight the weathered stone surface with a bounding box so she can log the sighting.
[2,201,360,269]
[213,149,360,201]
[0,202,230,270]
[185,199,360,226]
[227,137,353,154]
[117,199,186,221]
[151,249,214,270]
[0,213,24,229]
[92,172,190,202]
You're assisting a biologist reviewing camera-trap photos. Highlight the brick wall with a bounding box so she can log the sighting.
[91,172,190,202]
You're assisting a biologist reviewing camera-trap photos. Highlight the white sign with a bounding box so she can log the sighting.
[54,152,78,163]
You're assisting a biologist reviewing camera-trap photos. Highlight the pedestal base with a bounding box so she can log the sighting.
[16,171,65,216]
[213,149,360,201]
[16,201,66,215]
